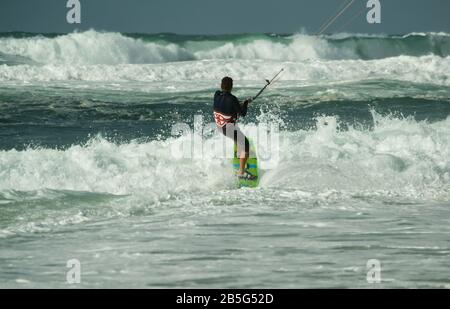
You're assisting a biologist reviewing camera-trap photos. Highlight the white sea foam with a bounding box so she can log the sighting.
[1,30,448,86]
[1,113,449,237]
[0,30,194,65]
[1,113,449,200]
[0,55,449,87]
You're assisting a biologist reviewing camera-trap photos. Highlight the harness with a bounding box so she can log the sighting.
[213,111,235,128]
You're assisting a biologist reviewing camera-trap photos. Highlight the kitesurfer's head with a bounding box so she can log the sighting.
[221,76,233,92]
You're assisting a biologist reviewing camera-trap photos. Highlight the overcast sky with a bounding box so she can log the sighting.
[0,0,449,34]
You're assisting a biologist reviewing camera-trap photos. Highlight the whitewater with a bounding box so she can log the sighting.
[1,30,450,288]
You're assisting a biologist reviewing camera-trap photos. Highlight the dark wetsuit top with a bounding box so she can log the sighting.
[213,90,248,127]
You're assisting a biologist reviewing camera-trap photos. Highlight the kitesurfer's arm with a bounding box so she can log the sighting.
[233,96,252,117]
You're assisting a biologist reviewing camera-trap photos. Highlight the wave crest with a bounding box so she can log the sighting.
[0,30,449,65]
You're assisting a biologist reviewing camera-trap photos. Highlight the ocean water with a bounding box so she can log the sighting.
[1,30,450,288]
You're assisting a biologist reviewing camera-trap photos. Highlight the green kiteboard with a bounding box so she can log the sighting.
[233,139,259,188]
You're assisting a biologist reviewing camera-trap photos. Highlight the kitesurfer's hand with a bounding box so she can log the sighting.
[244,97,253,105]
